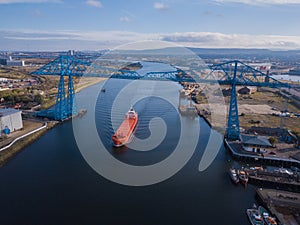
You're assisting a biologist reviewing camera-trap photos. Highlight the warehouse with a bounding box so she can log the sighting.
[0,108,23,134]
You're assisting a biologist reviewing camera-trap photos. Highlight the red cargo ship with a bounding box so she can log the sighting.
[112,107,138,147]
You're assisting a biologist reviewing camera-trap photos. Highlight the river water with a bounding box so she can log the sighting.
[0,62,257,225]
[272,74,300,82]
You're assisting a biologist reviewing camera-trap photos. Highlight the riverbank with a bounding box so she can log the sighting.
[75,77,106,93]
[40,77,106,110]
[178,82,300,164]
[0,121,57,167]
[0,78,105,168]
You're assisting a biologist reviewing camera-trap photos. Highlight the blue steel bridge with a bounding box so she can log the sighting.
[31,55,296,141]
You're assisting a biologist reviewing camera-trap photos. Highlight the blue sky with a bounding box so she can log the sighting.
[0,0,300,50]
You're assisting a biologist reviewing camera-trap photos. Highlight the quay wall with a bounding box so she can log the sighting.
[224,138,300,168]
[0,121,57,167]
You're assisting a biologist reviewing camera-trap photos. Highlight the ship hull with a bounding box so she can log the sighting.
[246,209,264,225]
[112,108,138,147]
[229,168,239,184]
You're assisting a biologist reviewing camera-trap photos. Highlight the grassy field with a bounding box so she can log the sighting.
[237,89,300,134]
[239,114,300,133]
[0,65,40,79]
[238,89,300,114]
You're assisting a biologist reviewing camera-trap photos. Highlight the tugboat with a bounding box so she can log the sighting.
[112,107,138,147]
[246,208,264,225]
[258,206,278,225]
[229,167,239,184]
[238,169,249,186]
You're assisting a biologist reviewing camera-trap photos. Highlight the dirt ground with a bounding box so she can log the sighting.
[239,104,280,114]
[195,103,279,115]
[194,89,300,134]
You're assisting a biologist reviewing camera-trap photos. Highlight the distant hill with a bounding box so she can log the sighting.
[188,48,272,55]
[188,47,300,55]
[186,48,300,62]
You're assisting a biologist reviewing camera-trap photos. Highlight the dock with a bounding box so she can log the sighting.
[256,188,300,225]
[244,168,300,192]
[224,138,300,167]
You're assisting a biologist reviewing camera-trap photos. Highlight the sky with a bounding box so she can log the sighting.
[0,0,300,51]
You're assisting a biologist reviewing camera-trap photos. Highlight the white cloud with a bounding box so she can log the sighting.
[214,0,300,5]
[86,0,102,8]
[160,32,300,49]
[1,29,153,43]
[0,0,61,3]
[153,2,169,10]
[1,29,300,50]
[31,9,43,16]
[120,16,131,22]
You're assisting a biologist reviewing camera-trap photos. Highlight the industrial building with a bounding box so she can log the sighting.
[237,86,257,95]
[241,134,272,153]
[0,108,23,134]
[0,56,25,66]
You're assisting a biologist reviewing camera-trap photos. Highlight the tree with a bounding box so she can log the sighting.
[34,94,43,104]
[268,137,278,146]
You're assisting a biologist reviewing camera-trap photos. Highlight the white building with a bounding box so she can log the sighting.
[6,60,25,67]
[241,134,272,153]
[0,56,25,66]
[0,108,23,134]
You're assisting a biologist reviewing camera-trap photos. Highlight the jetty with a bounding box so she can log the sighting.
[224,139,300,167]
[243,167,300,192]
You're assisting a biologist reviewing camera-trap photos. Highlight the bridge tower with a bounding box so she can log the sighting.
[55,73,67,120]
[227,61,240,140]
[31,55,90,121]
[54,56,77,120]
[209,60,290,141]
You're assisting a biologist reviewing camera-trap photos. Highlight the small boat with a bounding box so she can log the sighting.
[246,208,264,225]
[77,109,87,118]
[101,88,106,92]
[238,169,248,186]
[275,167,293,176]
[112,107,138,147]
[249,166,264,171]
[258,206,278,225]
[229,168,239,184]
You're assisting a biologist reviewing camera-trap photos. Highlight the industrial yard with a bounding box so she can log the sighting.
[194,88,300,133]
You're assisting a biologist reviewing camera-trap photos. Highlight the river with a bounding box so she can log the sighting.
[0,62,257,225]
[272,74,300,82]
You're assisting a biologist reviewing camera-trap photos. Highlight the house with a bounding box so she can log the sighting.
[241,134,272,153]
[238,86,257,95]
[222,88,232,97]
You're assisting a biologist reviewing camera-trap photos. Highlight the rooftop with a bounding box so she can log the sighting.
[241,134,272,147]
[0,108,21,117]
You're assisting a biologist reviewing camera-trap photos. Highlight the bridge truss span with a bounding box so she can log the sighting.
[31,56,295,140]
